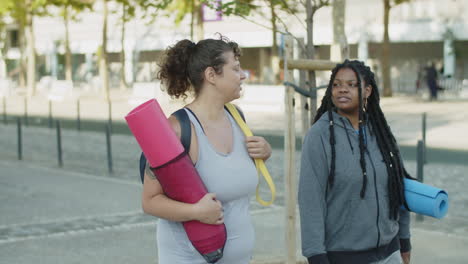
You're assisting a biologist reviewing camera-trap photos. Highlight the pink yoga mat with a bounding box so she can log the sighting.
[125,99,184,168]
[125,99,227,263]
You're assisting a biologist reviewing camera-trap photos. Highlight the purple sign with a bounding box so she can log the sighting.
[202,0,222,22]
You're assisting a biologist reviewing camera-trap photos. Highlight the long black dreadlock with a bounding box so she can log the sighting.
[314,59,410,220]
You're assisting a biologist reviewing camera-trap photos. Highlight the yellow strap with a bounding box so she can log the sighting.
[225,103,276,206]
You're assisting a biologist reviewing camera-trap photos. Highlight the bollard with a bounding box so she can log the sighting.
[416,140,424,222]
[17,118,22,160]
[422,112,427,164]
[48,100,53,128]
[105,124,113,174]
[24,97,28,126]
[76,99,81,131]
[108,100,112,134]
[2,97,6,125]
[56,120,63,167]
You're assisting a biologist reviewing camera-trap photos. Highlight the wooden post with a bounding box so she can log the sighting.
[280,59,338,71]
[283,35,297,264]
[298,39,310,139]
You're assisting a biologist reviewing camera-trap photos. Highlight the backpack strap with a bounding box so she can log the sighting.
[172,108,192,152]
[225,103,276,206]
[139,108,192,183]
[139,106,244,183]
[225,105,245,122]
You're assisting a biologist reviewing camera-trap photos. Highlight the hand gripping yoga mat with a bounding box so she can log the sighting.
[404,178,449,219]
[125,99,226,263]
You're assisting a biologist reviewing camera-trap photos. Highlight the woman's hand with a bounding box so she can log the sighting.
[193,193,224,225]
[246,136,272,161]
[401,251,411,264]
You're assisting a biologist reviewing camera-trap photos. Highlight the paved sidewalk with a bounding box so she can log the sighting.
[1,86,468,263]
[2,86,468,151]
[1,160,468,264]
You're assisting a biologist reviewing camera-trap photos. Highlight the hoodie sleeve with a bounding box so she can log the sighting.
[398,207,411,252]
[298,127,330,263]
[396,142,412,252]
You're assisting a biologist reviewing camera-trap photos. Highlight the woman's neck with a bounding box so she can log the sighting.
[337,109,360,130]
[188,93,226,122]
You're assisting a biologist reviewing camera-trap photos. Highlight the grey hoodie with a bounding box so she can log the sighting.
[298,111,411,263]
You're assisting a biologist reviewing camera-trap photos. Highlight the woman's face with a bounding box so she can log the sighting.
[214,51,246,102]
[331,67,371,116]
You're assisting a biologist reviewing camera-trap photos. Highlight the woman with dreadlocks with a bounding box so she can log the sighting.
[298,60,412,264]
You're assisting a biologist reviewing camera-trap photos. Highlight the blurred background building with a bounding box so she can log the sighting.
[0,0,467,94]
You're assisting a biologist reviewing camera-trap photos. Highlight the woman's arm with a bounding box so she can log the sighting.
[141,171,223,224]
[298,128,330,264]
[140,115,223,224]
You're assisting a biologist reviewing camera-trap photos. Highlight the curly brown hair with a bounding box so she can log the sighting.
[157,36,241,99]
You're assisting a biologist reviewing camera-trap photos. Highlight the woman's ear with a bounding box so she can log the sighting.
[204,67,216,85]
[365,84,372,98]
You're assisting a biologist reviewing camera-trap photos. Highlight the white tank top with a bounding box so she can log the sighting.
[156,108,258,264]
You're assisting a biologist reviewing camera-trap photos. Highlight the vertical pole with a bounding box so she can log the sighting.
[76,99,81,131]
[106,124,113,174]
[284,35,297,264]
[108,100,112,134]
[416,140,424,222]
[24,97,28,126]
[298,38,309,140]
[2,97,6,125]
[422,112,427,164]
[17,118,22,160]
[48,100,53,128]
[56,120,63,167]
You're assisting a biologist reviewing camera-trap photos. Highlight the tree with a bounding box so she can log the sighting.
[0,7,9,79]
[167,0,204,41]
[100,0,109,100]
[1,0,49,97]
[49,0,93,82]
[305,0,330,122]
[382,0,410,97]
[331,0,348,61]
[111,0,134,90]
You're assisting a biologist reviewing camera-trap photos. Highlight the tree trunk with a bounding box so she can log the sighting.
[25,7,36,97]
[18,23,26,90]
[196,2,204,41]
[120,3,128,91]
[332,0,348,61]
[269,0,279,83]
[100,0,110,100]
[306,0,317,124]
[0,28,7,79]
[269,0,277,55]
[64,5,72,82]
[382,0,392,97]
[190,0,195,40]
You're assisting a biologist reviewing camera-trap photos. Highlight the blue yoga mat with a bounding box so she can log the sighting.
[403,178,449,219]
